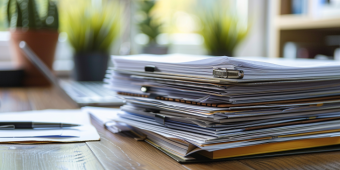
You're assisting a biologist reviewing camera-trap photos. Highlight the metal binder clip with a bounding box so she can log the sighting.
[154,114,166,125]
[145,65,157,72]
[141,86,150,92]
[145,109,160,113]
[213,68,244,79]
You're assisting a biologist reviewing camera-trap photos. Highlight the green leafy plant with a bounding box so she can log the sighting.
[61,0,121,54]
[6,0,59,30]
[197,2,248,56]
[137,0,162,44]
[0,1,8,30]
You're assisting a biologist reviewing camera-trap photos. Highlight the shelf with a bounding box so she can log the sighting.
[277,15,340,30]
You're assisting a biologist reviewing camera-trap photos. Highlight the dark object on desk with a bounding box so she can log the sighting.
[143,43,168,54]
[0,64,24,87]
[0,122,79,129]
[72,53,109,81]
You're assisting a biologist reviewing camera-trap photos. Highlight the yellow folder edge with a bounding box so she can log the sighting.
[200,136,340,159]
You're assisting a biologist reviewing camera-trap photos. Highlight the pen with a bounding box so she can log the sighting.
[0,122,80,129]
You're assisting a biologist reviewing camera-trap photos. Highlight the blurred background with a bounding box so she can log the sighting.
[1,0,340,84]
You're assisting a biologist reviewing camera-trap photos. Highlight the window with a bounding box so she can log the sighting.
[132,0,249,55]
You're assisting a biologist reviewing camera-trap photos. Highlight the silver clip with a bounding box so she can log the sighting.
[213,68,244,79]
[0,125,15,130]
[154,114,166,125]
[141,86,149,92]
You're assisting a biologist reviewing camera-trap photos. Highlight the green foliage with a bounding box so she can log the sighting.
[61,0,122,54]
[196,2,248,56]
[137,0,162,43]
[0,1,8,30]
[6,0,58,30]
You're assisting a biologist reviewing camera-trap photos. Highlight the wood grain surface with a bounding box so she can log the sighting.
[26,88,78,110]
[2,87,340,170]
[240,151,340,170]
[0,144,104,170]
[0,88,32,112]
[87,119,188,170]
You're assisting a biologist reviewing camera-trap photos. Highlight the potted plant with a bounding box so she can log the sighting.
[7,0,59,86]
[196,2,248,56]
[137,0,168,54]
[61,0,121,81]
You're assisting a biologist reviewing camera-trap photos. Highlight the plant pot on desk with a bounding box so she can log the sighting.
[143,43,168,54]
[10,30,59,86]
[72,53,109,81]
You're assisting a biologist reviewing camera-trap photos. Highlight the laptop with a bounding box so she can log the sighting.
[19,41,124,106]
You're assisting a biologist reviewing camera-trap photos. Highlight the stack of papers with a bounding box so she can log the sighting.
[112,54,340,82]
[0,109,100,143]
[102,54,340,161]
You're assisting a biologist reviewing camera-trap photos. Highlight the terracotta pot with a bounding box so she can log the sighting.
[10,30,59,86]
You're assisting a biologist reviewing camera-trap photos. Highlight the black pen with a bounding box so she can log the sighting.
[0,122,80,129]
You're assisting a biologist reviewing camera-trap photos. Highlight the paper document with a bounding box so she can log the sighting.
[103,54,340,161]
[0,109,100,143]
[0,129,79,138]
[112,54,340,82]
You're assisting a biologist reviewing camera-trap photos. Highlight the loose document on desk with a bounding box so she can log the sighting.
[0,109,100,143]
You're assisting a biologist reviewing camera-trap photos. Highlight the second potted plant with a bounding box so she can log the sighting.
[137,0,168,54]
[196,2,248,56]
[61,0,121,81]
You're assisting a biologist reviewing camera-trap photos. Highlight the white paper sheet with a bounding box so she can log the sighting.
[0,129,63,138]
[112,54,340,82]
[0,110,100,143]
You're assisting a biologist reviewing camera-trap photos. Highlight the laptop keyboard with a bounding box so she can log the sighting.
[59,80,123,105]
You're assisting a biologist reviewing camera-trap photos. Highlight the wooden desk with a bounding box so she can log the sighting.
[2,88,340,170]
